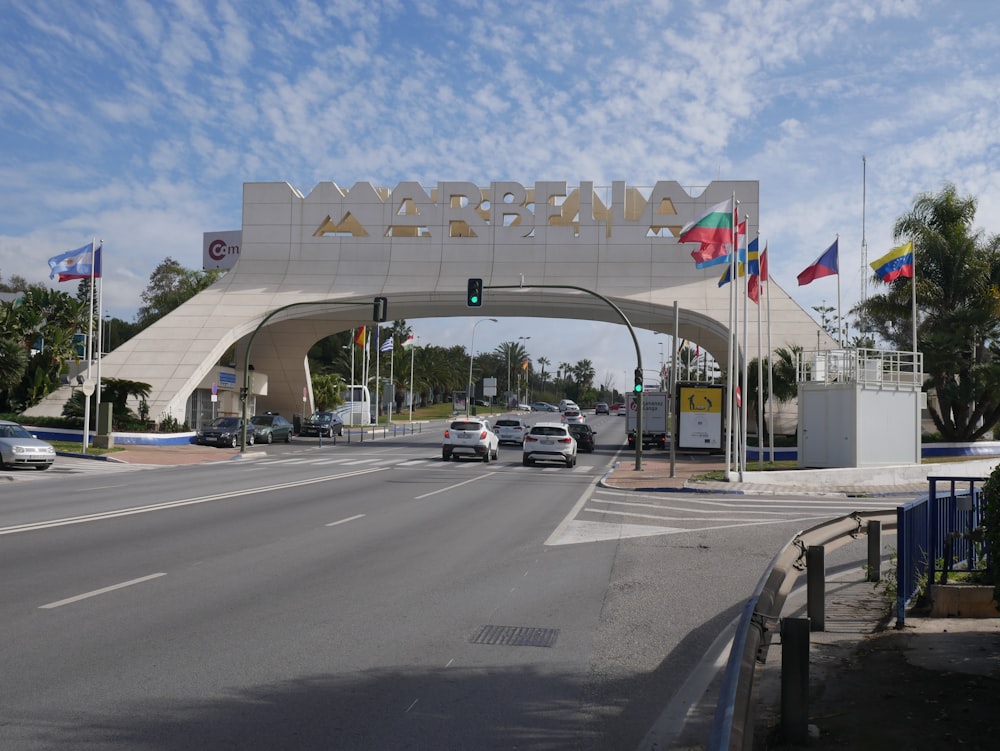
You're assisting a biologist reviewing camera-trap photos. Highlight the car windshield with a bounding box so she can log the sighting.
[211,417,240,428]
[569,425,591,434]
[450,421,483,431]
[310,413,333,423]
[251,415,273,426]
[0,424,33,439]
[495,420,522,427]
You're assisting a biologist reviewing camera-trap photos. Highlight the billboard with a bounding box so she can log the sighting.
[677,383,724,451]
[203,230,241,270]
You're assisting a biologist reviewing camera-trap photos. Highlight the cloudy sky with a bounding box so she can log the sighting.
[2,0,999,392]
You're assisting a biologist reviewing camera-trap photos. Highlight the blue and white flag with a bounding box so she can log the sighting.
[380,337,394,352]
[48,242,102,282]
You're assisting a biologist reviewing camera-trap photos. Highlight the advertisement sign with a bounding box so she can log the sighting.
[452,391,467,413]
[676,383,724,451]
[203,230,241,270]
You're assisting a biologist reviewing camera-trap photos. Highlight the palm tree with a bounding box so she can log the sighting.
[853,183,1000,440]
[537,356,550,389]
[747,345,801,443]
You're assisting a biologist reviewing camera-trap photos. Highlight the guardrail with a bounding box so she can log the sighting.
[708,510,896,750]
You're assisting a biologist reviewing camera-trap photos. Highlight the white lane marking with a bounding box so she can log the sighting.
[325,513,365,527]
[414,472,498,500]
[39,572,167,609]
[0,467,388,537]
[544,477,603,546]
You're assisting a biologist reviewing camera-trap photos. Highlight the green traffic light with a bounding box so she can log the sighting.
[470,295,479,304]
[634,384,643,393]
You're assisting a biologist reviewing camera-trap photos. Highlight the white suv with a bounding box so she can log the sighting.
[494,416,528,445]
[522,422,577,467]
[442,418,500,462]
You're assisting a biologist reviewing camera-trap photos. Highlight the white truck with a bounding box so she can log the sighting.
[625,391,670,449]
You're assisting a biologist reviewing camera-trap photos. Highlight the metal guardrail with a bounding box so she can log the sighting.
[708,509,897,751]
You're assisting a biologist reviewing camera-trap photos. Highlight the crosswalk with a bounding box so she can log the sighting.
[252,454,604,473]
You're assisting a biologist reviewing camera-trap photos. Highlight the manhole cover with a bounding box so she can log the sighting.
[470,625,559,648]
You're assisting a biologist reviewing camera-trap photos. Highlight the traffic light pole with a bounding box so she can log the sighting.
[239,298,385,453]
[484,283,644,471]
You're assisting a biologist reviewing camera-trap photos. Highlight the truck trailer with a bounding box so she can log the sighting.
[625,392,669,449]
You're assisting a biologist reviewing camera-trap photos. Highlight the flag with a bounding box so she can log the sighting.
[718,259,747,287]
[401,334,416,349]
[48,242,102,282]
[797,239,839,286]
[746,237,760,276]
[354,326,366,347]
[690,242,730,268]
[380,337,394,352]
[748,273,760,303]
[521,359,529,371]
[759,244,768,281]
[678,198,734,245]
[870,241,914,282]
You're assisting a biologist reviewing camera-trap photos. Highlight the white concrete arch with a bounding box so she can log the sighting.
[30,179,834,425]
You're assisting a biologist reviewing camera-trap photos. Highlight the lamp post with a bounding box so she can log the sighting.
[468,318,497,416]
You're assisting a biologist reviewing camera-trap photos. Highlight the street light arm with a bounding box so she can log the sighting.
[467,318,497,416]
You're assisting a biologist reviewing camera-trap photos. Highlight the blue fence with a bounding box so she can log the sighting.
[896,475,989,624]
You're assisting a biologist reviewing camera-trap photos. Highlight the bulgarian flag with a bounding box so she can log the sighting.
[678,198,734,246]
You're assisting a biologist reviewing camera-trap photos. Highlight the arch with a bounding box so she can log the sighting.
[30,180,834,425]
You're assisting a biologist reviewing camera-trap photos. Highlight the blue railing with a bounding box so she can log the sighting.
[896,476,988,625]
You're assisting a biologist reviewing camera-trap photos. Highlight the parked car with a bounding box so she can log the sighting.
[0,420,56,470]
[595,402,610,414]
[442,418,499,462]
[567,423,596,452]
[522,422,577,467]
[561,409,585,425]
[300,410,344,437]
[494,416,529,445]
[196,416,254,448]
[250,413,293,443]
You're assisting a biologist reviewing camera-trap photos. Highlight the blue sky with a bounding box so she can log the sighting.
[2,0,999,392]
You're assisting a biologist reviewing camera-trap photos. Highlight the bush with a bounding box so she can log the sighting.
[979,465,1000,599]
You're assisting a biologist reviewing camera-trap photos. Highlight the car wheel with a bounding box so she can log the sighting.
[285,431,291,443]
[442,452,450,461]
[229,435,238,448]
[522,456,532,466]
[336,426,343,436]
[265,432,273,444]
[36,463,52,470]
[482,450,489,463]
[492,447,499,460]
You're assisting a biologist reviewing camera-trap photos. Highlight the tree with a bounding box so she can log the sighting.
[853,183,1000,441]
[746,345,801,443]
[137,258,223,328]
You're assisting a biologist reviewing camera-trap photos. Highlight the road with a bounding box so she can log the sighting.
[0,415,887,749]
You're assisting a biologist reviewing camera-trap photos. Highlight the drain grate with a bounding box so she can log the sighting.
[470,624,559,648]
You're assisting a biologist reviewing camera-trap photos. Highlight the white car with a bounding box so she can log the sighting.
[494,416,529,445]
[442,418,500,462]
[560,409,585,425]
[558,399,579,413]
[522,422,577,467]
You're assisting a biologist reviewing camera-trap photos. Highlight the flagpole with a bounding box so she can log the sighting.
[375,325,381,424]
[95,243,103,410]
[408,339,416,422]
[912,240,919,462]
[765,244,775,462]
[724,194,736,481]
[836,233,843,346]
[741,218,750,480]
[388,338,394,424]
[82,238,96,453]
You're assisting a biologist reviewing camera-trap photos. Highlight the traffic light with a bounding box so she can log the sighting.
[466,278,483,307]
[633,367,643,393]
[373,296,388,322]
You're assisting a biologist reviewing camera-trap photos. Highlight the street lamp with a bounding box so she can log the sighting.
[468,318,498,416]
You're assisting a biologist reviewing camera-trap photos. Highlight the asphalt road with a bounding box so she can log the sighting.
[0,416,882,749]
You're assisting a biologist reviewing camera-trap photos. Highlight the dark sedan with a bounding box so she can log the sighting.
[196,416,254,448]
[567,423,596,453]
[300,411,344,438]
[250,413,293,444]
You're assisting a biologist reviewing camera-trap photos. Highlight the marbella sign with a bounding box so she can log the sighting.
[309,180,753,240]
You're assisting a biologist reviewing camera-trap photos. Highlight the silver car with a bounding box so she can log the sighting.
[442,418,500,462]
[0,420,56,470]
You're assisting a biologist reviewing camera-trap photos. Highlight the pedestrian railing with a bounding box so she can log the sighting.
[896,475,988,625]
